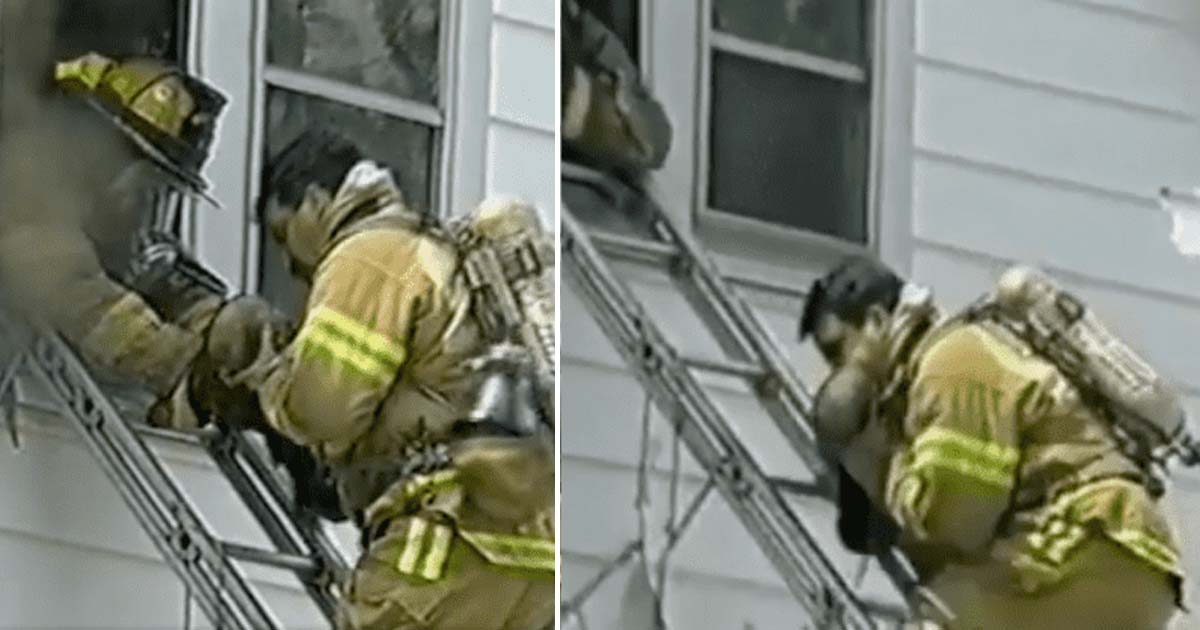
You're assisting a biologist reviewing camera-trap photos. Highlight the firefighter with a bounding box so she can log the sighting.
[250,129,554,630]
[0,51,238,416]
[0,52,341,518]
[799,256,1183,630]
[561,0,672,178]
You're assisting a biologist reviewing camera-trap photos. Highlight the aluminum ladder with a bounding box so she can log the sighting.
[561,163,948,629]
[0,314,349,630]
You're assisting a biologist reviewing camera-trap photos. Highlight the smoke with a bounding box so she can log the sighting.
[0,0,143,333]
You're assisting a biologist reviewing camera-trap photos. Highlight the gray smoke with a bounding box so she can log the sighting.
[0,0,143,337]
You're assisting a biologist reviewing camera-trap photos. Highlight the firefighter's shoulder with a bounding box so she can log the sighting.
[325,224,459,292]
[915,320,1055,386]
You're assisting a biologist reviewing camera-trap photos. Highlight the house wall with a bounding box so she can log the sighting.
[562,1,1200,628]
[0,0,555,626]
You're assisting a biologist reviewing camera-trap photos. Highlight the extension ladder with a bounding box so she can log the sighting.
[560,163,948,629]
[0,313,350,630]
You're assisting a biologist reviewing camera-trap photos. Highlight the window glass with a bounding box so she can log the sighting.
[713,0,866,66]
[54,0,186,62]
[575,0,639,66]
[267,0,441,104]
[259,87,435,314]
[707,51,869,242]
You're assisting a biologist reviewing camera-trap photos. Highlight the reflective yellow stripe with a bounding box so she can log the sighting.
[296,306,406,385]
[1044,521,1087,565]
[1109,529,1181,575]
[459,530,555,572]
[396,518,428,575]
[401,469,460,503]
[909,427,1017,489]
[889,473,931,540]
[420,525,454,581]
[1027,479,1181,576]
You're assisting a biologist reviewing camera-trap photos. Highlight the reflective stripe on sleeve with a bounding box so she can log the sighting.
[295,306,405,386]
[909,427,1018,490]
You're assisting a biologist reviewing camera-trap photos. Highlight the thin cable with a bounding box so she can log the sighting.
[181,583,192,630]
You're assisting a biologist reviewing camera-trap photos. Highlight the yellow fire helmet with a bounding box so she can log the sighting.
[54,52,227,197]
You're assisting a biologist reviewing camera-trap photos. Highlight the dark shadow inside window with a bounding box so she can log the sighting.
[267,0,441,104]
[708,51,869,243]
[54,0,185,63]
[258,88,435,317]
[575,0,639,67]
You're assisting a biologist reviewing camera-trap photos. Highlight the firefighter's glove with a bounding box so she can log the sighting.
[261,429,346,522]
[835,464,899,555]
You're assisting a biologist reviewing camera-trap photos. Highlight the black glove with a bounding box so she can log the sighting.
[835,464,899,555]
[126,230,228,322]
[262,429,346,522]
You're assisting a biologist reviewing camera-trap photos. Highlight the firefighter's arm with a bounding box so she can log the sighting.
[257,243,430,451]
[563,1,672,171]
[884,328,1023,555]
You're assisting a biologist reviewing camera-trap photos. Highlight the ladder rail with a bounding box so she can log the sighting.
[565,166,930,613]
[220,429,350,574]
[563,207,879,630]
[566,165,828,483]
[204,430,346,621]
[20,327,280,630]
[642,212,830,481]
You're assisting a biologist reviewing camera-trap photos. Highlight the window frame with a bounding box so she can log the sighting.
[245,0,460,295]
[187,0,473,294]
[693,0,887,260]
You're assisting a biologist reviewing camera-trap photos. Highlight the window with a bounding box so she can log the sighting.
[575,0,640,67]
[54,0,188,62]
[256,0,450,315]
[0,0,189,132]
[703,0,873,244]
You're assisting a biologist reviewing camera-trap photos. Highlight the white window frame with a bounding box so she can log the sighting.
[187,0,488,293]
[697,0,882,254]
[673,0,915,279]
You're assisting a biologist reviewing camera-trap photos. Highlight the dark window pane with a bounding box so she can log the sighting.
[713,0,866,66]
[575,0,639,66]
[54,0,185,62]
[708,52,869,243]
[260,87,435,314]
[268,0,440,104]
[0,9,5,131]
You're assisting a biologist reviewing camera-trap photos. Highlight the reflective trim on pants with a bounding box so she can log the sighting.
[458,530,555,572]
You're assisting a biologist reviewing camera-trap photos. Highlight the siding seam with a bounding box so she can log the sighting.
[1046,0,1184,27]
[914,237,1200,327]
[916,55,1195,122]
[913,147,1160,208]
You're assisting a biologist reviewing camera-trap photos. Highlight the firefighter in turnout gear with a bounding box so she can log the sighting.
[561,0,672,177]
[800,256,1184,630]
[0,51,250,413]
[0,52,341,518]
[254,130,554,630]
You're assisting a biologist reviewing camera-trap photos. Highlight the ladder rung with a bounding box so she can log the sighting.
[590,230,679,265]
[683,355,766,381]
[770,477,827,499]
[221,541,321,574]
[723,271,808,302]
[131,423,219,447]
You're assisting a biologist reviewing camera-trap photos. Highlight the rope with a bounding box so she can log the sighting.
[563,391,713,629]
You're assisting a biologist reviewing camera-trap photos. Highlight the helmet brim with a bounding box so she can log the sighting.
[81,97,222,208]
